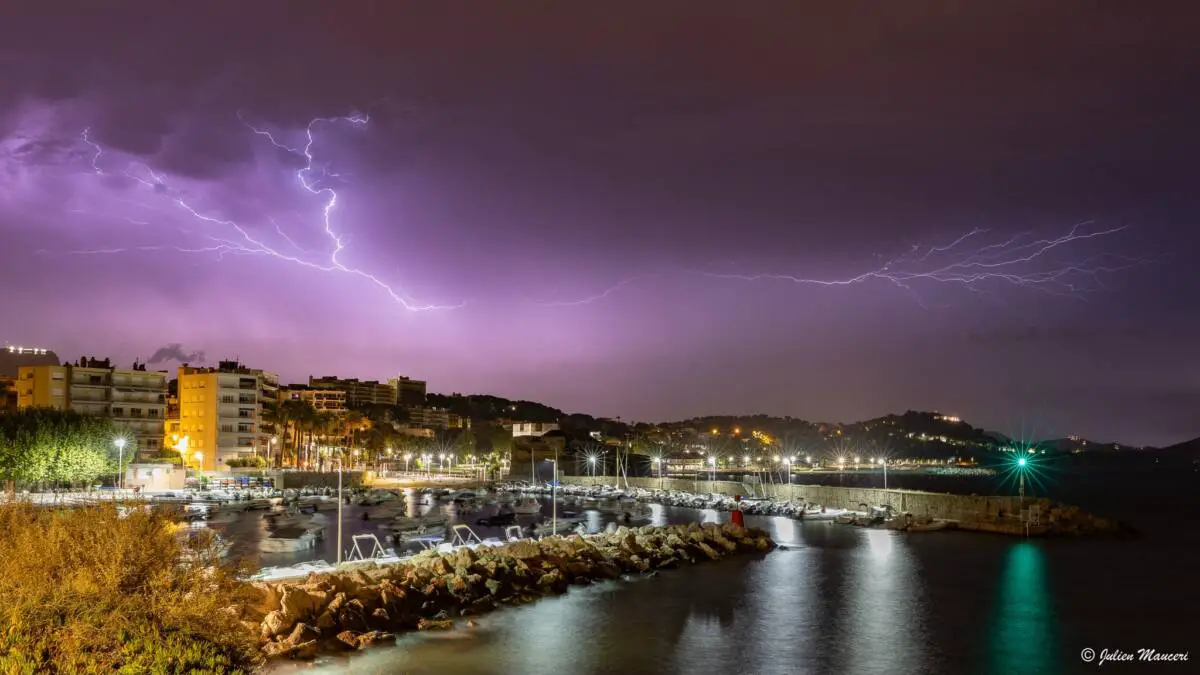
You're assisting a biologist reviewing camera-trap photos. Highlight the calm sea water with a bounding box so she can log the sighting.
[259,466,1197,675]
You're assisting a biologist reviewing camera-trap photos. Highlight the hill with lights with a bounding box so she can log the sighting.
[425,392,1161,459]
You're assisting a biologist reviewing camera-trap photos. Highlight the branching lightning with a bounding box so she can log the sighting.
[62,117,1151,313]
[698,222,1152,301]
[528,222,1150,308]
[65,113,462,311]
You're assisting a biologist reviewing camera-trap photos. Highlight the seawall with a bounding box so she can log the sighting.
[563,476,1022,520]
[239,523,774,661]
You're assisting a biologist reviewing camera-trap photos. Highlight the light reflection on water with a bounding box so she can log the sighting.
[259,502,1200,675]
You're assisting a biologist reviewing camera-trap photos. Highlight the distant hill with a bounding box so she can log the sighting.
[425,390,1175,458]
[1160,437,1200,459]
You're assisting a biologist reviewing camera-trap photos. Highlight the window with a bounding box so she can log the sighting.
[221,424,234,433]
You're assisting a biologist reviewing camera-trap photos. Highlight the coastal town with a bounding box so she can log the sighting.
[0,343,1143,668]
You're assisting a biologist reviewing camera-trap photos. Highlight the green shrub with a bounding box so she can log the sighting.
[0,502,262,673]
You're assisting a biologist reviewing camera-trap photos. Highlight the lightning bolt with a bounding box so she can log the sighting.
[700,221,1152,300]
[528,221,1154,307]
[61,114,462,312]
[526,275,658,307]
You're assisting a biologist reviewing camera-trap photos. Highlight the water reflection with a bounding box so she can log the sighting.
[833,529,926,675]
[982,542,1061,675]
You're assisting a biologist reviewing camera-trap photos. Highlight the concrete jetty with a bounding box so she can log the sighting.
[237,522,775,661]
[559,477,1128,537]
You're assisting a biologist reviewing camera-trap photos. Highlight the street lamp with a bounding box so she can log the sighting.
[336,457,344,565]
[783,456,793,499]
[1017,457,1027,501]
[403,453,412,473]
[114,438,126,490]
[587,454,597,480]
[877,457,888,490]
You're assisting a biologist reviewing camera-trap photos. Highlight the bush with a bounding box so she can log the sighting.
[0,502,262,673]
[225,457,267,469]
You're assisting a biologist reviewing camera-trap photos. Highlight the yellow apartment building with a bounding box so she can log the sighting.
[15,358,168,456]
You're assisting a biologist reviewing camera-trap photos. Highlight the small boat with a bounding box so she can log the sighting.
[906,520,948,532]
[392,513,448,530]
[260,526,323,554]
[534,519,581,537]
[834,514,856,525]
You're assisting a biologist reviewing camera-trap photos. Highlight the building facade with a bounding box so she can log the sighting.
[282,385,348,414]
[389,375,427,407]
[309,376,394,408]
[175,361,273,471]
[512,421,560,438]
[16,358,168,456]
[406,406,470,430]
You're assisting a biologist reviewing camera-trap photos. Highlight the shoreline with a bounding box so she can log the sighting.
[240,522,775,663]
[519,480,1131,537]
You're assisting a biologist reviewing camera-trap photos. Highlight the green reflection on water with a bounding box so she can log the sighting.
[984,542,1063,675]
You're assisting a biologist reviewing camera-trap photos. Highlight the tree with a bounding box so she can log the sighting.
[0,408,123,488]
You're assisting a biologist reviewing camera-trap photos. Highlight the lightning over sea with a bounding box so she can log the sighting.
[27,110,1153,313]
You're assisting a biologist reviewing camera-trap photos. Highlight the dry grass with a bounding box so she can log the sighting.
[0,502,263,674]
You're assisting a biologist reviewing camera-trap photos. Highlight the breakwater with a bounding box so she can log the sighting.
[558,477,1127,536]
[239,523,775,661]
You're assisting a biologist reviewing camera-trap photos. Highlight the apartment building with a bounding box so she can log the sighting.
[512,421,560,438]
[389,375,427,407]
[281,385,348,414]
[175,361,274,471]
[16,357,168,456]
[406,407,470,430]
[308,376,394,408]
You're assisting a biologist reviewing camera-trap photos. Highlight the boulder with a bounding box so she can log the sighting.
[260,610,291,638]
[417,618,454,631]
[284,622,321,646]
[453,546,478,568]
[503,540,543,560]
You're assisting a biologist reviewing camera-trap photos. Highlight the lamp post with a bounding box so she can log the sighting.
[114,438,126,490]
[877,457,888,491]
[1017,457,1027,502]
[587,455,596,481]
[403,453,412,474]
[784,456,793,500]
[336,458,343,565]
[549,449,558,535]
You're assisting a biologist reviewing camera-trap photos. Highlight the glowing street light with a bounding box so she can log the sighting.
[1016,456,1028,501]
[403,453,412,473]
[114,438,126,490]
[877,457,888,490]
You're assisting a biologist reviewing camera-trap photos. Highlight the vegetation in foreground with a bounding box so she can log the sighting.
[0,502,262,674]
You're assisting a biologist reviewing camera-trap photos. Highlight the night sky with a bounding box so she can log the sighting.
[2,2,1197,446]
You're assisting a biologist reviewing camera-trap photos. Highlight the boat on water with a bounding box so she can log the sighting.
[356,489,401,506]
[260,526,323,554]
[534,519,582,537]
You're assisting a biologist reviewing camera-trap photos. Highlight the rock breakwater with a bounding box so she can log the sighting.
[237,522,775,661]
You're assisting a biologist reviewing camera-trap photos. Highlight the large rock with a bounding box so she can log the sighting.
[284,623,321,646]
[261,610,291,638]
